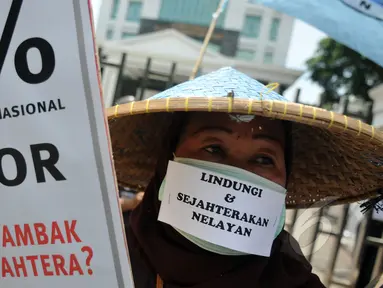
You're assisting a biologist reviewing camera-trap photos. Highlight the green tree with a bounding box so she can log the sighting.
[306,38,383,107]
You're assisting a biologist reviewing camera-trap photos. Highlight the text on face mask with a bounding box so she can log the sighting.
[200,172,263,198]
[177,192,270,237]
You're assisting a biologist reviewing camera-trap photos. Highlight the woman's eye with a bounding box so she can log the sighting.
[253,155,275,166]
[203,145,224,155]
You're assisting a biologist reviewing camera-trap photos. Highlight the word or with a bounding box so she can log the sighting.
[0,143,66,187]
[1,247,94,278]
[2,220,81,247]
[200,172,263,198]
[191,211,252,237]
[0,0,55,83]
[0,99,65,120]
[177,192,269,227]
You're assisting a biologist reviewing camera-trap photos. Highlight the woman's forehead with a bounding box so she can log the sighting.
[184,112,286,144]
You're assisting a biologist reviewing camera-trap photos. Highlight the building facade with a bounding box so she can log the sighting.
[96,0,295,67]
[95,0,302,107]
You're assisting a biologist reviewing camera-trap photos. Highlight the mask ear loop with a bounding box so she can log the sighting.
[260,82,280,117]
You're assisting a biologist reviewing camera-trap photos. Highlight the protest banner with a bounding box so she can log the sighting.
[0,0,134,287]
[256,0,383,67]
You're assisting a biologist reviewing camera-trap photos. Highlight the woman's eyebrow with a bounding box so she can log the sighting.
[192,126,233,136]
[252,134,284,146]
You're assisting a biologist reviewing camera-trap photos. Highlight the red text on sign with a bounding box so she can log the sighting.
[1,253,85,278]
[1,220,82,247]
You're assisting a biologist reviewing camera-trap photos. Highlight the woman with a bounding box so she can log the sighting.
[108,67,383,287]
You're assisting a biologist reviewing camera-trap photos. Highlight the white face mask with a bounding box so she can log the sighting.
[158,157,286,257]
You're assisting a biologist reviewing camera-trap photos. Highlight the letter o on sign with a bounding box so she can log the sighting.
[0,148,27,186]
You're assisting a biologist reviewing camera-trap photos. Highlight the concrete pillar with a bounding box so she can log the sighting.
[141,0,162,19]
[95,0,114,42]
[223,0,246,31]
[102,65,120,108]
[370,84,383,127]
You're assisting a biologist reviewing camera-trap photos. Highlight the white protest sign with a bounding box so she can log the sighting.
[0,1,134,287]
[158,161,286,256]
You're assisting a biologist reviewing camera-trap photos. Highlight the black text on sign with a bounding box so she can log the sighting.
[0,144,66,187]
[0,0,55,84]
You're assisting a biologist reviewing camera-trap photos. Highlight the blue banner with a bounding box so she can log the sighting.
[222,0,229,11]
[255,0,383,67]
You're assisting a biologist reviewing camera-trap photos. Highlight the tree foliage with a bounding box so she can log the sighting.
[306,38,383,105]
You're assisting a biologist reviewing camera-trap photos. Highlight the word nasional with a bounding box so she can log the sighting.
[0,99,65,120]
[177,193,270,237]
[201,172,264,198]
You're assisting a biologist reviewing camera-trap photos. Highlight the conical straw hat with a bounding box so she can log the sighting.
[106,67,383,209]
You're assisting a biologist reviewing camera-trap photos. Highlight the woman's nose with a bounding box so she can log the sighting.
[224,157,250,172]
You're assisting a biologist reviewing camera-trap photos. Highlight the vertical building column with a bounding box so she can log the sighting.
[223,0,246,31]
[115,0,129,39]
[220,0,246,57]
[274,15,294,66]
[141,0,162,19]
[258,8,273,64]
[95,0,114,42]
[140,0,162,34]
[102,66,120,107]
[370,84,383,127]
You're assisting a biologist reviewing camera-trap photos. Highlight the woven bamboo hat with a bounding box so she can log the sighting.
[107,67,383,209]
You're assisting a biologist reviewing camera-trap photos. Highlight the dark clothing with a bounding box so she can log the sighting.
[125,170,325,288]
[126,225,324,288]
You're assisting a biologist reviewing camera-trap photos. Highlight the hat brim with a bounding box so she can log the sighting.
[107,97,383,209]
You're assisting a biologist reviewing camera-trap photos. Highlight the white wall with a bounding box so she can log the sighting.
[96,0,140,42]
[223,0,246,31]
[96,0,113,42]
[370,84,383,128]
[237,2,294,67]
[141,0,161,19]
[274,14,294,66]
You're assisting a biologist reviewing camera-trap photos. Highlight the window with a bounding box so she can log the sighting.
[207,43,221,53]
[263,51,273,64]
[269,18,281,41]
[106,29,114,40]
[159,0,227,29]
[110,0,120,20]
[242,15,262,38]
[121,32,135,39]
[236,49,255,60]
[126,1,142,22]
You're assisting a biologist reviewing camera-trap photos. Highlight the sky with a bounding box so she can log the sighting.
[90,0,327,104]
[91,0,102,25]
[283,20,327,105]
